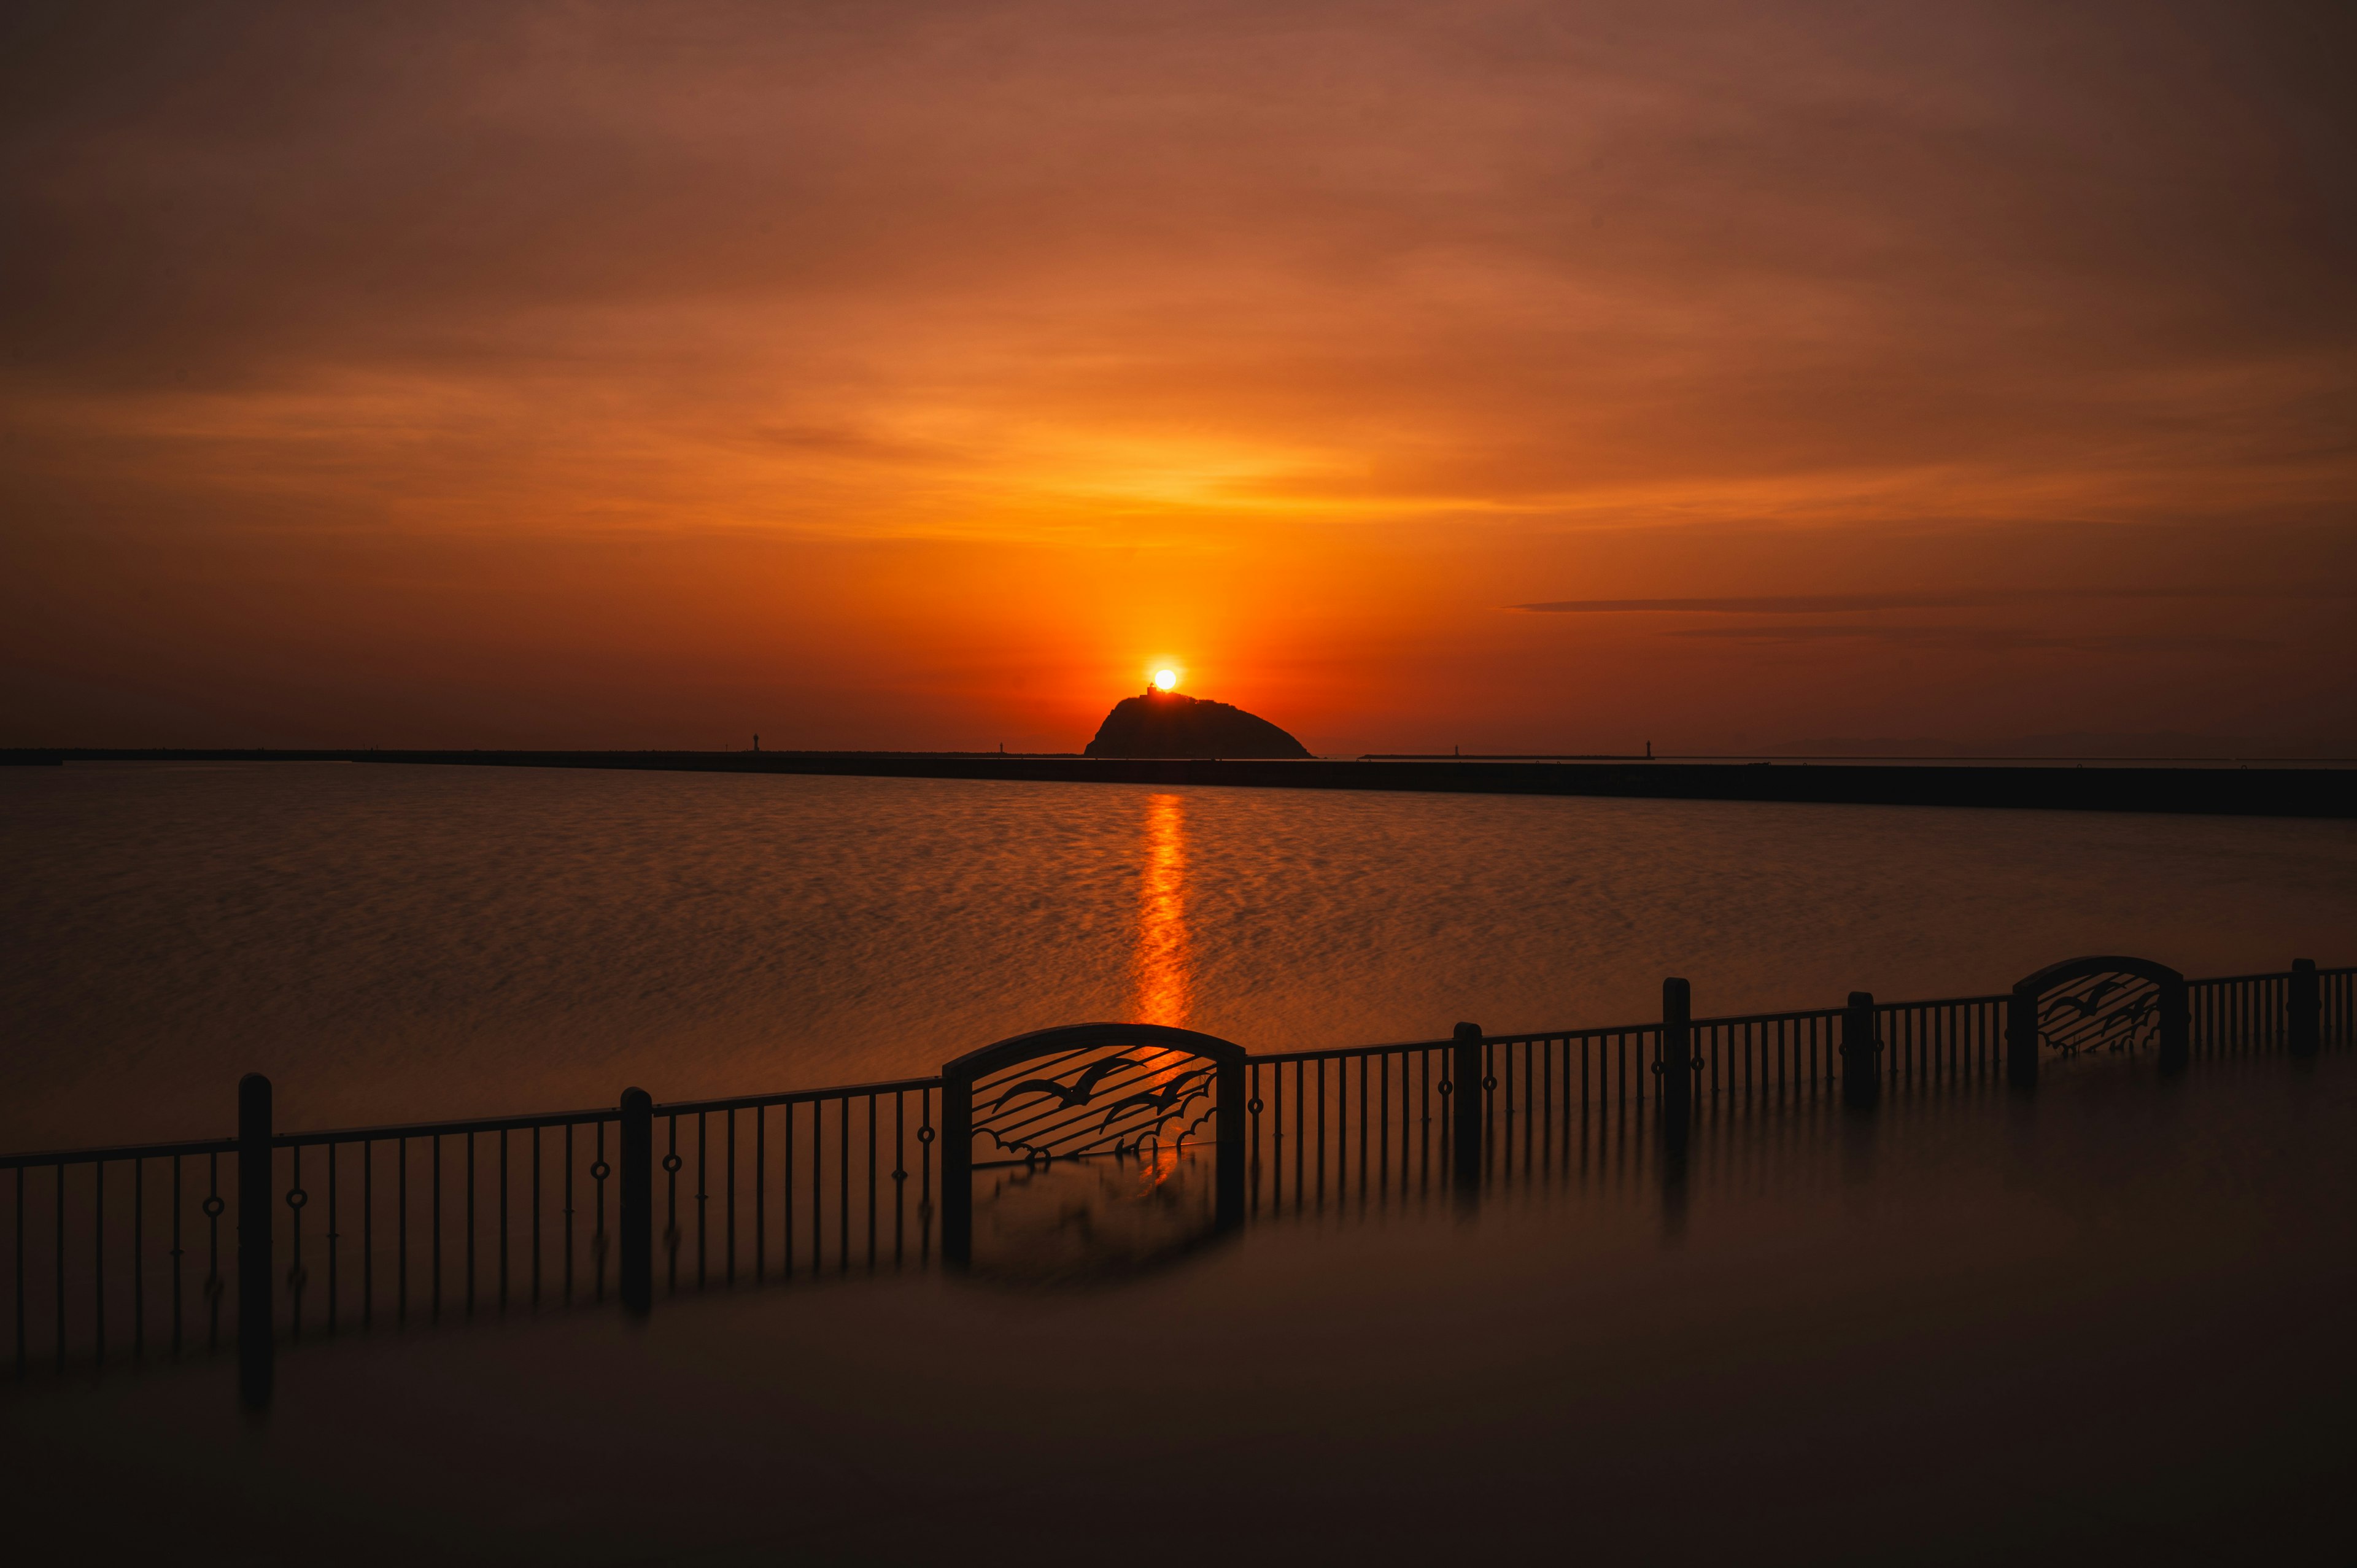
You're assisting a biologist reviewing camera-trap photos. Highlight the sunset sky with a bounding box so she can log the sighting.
[4,0,2351,754]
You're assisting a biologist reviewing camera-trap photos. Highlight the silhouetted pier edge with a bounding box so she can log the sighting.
[13,747,2356,817]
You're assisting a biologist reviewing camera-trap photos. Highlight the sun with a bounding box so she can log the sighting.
[1151,668,1178,692]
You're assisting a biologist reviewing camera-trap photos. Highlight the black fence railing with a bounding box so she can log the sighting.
[644,1076,942,1292]
[6,957,2348,1387]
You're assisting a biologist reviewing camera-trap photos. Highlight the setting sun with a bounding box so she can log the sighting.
[1152,668,1178,692]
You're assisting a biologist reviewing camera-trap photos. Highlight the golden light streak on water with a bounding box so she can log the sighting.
[1130,791,1189,1029]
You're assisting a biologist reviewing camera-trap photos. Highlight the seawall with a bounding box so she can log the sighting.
[11,748,2354,818]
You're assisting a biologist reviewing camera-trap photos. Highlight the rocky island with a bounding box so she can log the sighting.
[1083,688,1312,759]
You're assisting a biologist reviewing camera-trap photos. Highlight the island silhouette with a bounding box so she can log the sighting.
[1083,687,1311,759]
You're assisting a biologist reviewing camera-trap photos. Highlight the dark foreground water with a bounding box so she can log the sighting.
[4,1048,2353,1565]
[5,762,2355,1148]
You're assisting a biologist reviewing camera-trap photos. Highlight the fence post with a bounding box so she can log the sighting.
[1451,1022,1484,1190]
[1215,1052,1246,1232]
[2289,959,2320,1057]
[2006,988,2039,1090]
[1660,978,1693,1125]
[942,1065,974,1267]
[619,1087,652,1316]
[236,1073,273,1410]
[2158,973,2190,1074]
[1841,991,1879,1106]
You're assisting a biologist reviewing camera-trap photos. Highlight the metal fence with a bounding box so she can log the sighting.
[7,958,2348,1383]
[646,1077,942,1291]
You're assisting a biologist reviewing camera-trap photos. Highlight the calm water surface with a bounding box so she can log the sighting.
[5,761,2353,1146]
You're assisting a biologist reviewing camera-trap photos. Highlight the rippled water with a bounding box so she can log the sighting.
[6,761,2353,1147]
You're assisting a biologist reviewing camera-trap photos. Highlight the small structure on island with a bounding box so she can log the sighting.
[1084,684,1311,759]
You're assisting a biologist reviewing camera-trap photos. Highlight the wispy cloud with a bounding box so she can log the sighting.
[1662,625,2271,651]
[1508,589,2338,614]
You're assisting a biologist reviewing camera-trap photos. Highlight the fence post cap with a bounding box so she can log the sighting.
[620,1086,652,1111]
[1848,991,1874,1008]
[1452,1021,1483,1041]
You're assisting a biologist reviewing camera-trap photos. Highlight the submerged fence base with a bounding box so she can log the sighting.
[6,955,2349,1397]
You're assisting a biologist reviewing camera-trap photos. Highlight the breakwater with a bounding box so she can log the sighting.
[9,747,2354,817]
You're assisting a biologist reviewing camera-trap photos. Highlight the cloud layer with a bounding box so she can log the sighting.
[2,1,2351,749]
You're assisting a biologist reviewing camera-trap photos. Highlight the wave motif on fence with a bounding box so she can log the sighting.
[970,1046,1218,1164]
[2038,969,2162,1057]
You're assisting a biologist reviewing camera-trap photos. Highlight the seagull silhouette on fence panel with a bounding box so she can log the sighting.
[989,1056,1148,1116]
[2049,978,2125,1020]
[2041,978,2160,1054]
[1098,1067,1213,1131]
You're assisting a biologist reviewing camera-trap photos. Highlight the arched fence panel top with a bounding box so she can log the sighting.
[944,1022,1248,1085]
[2012,954,2188,999]
[945,1023,1246,1168]
[2008,954,2190,1083]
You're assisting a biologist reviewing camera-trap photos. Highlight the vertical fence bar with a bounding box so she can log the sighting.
[171,1156,183,1356]
[92,1162,104,1367]
[15,1167,26,1376]
[132,1159,144,1361]
[362,1142,374,1329]
[663,1116,679,1295]
[464,1134,476,1316]
[430,1135,443,1322]
[323,1144,337,1335]
[53,1166,64,1370]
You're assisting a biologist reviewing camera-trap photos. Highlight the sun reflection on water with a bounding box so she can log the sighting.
[1131,792,1188,1028]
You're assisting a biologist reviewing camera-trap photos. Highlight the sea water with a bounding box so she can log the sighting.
[4,760,2352,1148]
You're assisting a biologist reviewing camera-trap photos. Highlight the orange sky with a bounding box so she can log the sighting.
[4,1,2352,754]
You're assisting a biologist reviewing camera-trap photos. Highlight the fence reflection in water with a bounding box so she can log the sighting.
[6,959,2350,1382]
